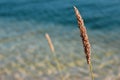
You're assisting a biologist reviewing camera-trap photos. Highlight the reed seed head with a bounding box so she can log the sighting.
[45,33,55,53]
[74,6,91,64]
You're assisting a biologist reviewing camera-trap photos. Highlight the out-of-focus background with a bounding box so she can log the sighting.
[0,0,120,80]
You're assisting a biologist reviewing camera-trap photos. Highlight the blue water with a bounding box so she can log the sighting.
[0,0,120,80]
[0,0,120,28]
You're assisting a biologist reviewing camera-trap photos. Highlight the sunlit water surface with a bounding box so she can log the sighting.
[0,0,120,80]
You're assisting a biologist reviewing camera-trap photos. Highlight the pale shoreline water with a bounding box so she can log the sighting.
[0,23,120,80]
[0,0,120,80]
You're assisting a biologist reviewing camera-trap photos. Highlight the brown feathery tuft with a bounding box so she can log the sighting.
[74,6,91,64]
[45,33,55,53]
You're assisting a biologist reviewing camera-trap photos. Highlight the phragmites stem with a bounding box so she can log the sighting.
[74,6,94,80]
[45,33,64,80]
[45,33,55,53]
[74,6,91,64]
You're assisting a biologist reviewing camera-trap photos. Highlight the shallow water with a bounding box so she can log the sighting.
[0,0,120,80]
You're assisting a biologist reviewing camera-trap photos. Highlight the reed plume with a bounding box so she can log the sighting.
[74,6,94,80]
[45,33,55,53]
[45,33,64,80]
[74,6,91,64]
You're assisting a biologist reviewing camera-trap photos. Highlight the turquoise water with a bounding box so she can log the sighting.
[0,0,120,80]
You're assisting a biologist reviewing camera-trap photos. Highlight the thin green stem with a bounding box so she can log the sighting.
[89,62,94,80]
[53,53,64,80]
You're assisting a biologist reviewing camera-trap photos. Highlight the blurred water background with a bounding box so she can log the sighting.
[0,0,120,80]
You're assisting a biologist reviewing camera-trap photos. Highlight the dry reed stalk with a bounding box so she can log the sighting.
[74,6,91,64]
[45,33,55,53]
[74,6,94,80]
[45,33,64,80]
